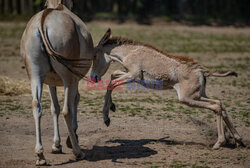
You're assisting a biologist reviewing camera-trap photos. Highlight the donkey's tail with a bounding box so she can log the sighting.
[203,69,238,77]
[39,4,88,78]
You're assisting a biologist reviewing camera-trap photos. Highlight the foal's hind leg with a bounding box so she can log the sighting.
[48,86,62,154]
[200,97,226,149]
[201,97,244,147]
[221,109,244,146]
[175,83,230,149]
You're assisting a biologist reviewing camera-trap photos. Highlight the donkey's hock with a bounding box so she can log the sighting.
[20,0,94,165]
[91,29,244,150]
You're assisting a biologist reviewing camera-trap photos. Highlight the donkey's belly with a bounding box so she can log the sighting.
[44,71,63,86]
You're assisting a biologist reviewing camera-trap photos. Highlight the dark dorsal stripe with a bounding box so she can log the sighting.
[104,36,197,64]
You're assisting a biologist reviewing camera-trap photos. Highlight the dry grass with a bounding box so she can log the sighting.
[0,75,30,96]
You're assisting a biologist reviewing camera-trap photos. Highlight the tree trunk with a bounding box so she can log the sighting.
[28,0,33,14]
[4,0,8,14]
[20,0,25,14]
[13,0,18,14]
[178,0,187,17]
[0,0,3,14]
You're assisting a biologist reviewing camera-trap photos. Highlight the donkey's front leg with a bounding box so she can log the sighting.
[31,78,46,166]
[48,86,62,154]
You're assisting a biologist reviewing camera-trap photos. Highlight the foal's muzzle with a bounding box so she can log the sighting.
[90,72,100,83]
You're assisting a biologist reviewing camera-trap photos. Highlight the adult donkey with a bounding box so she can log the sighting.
[20,0,94,165]
[91,29,245,150]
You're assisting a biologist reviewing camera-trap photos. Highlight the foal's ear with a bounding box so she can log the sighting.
[98,28,112,47]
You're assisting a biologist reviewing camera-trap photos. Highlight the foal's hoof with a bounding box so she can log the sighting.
[52,144,62,154]
[110,103,116,112]
[212,140,226,150]
[66,134,79,149]
[104,118,111,127]
[235,139,246,148]
[212,143,221,150]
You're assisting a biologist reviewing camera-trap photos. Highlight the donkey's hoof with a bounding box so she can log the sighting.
[36,159,47,166]
[74,151,86,160]
[110,103,116,112]
[36,153,47,166]
[66,136,72,149]
[66,134,79,149]
[52,144,62,154]
[104,118,111,127]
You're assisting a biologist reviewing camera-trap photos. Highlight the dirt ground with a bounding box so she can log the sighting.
[0,22,249,168]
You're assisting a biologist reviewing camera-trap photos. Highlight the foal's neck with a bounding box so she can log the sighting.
[104,45,125,63]
[105,44,139,63]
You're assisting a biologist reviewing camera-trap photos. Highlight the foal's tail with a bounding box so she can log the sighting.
[203,69,238,77]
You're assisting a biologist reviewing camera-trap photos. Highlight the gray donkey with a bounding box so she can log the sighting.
[20,0,94,165]
[91,29,245,150]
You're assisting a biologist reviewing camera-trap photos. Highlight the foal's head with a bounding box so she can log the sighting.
[91,29,112,82]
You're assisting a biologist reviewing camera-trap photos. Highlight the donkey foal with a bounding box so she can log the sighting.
[91,29,245,150]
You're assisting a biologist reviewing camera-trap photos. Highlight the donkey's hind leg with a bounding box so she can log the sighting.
[48,86,62,154]
[62,82,84,159]
[66,90,80,149]
[31,78,46,165]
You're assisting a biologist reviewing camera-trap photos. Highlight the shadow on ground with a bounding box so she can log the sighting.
[54,136,206,166]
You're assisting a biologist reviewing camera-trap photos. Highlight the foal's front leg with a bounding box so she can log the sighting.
[103,70,137,126]
[107,70,127,112]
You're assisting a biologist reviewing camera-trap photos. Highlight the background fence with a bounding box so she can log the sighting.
[0,0,250,25]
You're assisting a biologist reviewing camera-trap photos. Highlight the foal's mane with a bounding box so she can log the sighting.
[104,36,197,64]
